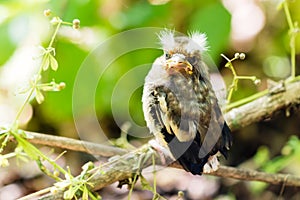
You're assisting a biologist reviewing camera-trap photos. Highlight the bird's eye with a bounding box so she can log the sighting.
[165,53,172,60]
[188,56,197,65]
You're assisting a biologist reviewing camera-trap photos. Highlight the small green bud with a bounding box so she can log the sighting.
[234,53,240,59]
[44,9,52,17]
[254,79,261,85]
[50,187,58,194]
[178,191,184,197]
[58,82,66,90]
[82,161,94,171]
[53,170,60,177]
[72,19,80,29]
[239,53,246,60]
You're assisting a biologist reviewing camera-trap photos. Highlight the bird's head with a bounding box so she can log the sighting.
[158,30,208,76]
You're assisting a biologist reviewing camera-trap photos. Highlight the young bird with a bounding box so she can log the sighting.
[142,30,232,175]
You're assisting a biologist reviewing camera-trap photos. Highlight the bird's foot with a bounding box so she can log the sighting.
[203,155,220,173]
[148,139,174,165]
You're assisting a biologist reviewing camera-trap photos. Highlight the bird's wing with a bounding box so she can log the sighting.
[195,76,232,158]
[150,82,204,143]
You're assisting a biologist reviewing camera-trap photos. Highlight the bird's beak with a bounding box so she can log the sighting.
[166,55,193,75]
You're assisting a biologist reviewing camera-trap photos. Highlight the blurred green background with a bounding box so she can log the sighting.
[0,0,300,199]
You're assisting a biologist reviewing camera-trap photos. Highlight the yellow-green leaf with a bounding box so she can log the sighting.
[41,54,50,71]
[49,54,58,71]
[140,174,154,191]
[13,134,39,160]
[17,85,31,94]
[35,89,44,104]
[64,188,76,199]
[82,186,89,200]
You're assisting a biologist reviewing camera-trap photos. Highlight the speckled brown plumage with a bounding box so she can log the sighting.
[142,30,232,174]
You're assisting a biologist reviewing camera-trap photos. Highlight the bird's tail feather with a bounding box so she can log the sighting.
[219,122,232,159]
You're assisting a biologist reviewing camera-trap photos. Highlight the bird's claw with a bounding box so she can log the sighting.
[149,139,174,165]
[203,155,220,173]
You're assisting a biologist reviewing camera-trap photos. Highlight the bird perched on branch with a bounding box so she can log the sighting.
[142,30,232,175]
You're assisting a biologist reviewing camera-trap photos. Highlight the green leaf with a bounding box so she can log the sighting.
[41,53,50,71]
[40,41,88,122]
[259,136,300,173]
[49,54,58,71]
[35,88,44,104]
[64,188,76,200]
[17,85,31,94]
[82,186,89,200]
[13,132,39,161]
[253,146,270,167]
[140,174,154,192]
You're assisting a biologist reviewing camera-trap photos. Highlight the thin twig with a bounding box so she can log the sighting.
[24,131,127,157]
[172,163,300,187]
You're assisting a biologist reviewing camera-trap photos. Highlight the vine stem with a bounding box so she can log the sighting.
[235,76,256,80]
[48,20,62,49]
[227,78,237,103]
[225,89,268,111]
[290,33,296,79]
[12,20,62,125]
[12,87,35,126]
[283,0,296,79]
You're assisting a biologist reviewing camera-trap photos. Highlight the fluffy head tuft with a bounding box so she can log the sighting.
[158,29,176,51]
[158,30,208,53]
[187,32,208,52]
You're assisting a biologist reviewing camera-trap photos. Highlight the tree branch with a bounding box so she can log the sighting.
[24,131,127,157]
[208,165,300,186]
[36,143,300,200]
[19,80,300,199]
[225,80,300,130]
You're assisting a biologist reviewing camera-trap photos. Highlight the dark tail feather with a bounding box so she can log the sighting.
[162,129,210,175]
[161,124,232,175]
[177,152,209,175]
[219,122,232,159]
